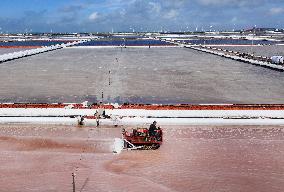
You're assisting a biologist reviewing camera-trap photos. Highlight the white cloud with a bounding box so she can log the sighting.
[269,7,284,15]
[163,9,178,19]
[199,0,235,5]
[198,0,259,7]
[89,12,99,21]
[149,2,161,14]
[231,17,238,23]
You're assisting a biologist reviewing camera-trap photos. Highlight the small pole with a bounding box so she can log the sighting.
[109,70,111,85]
[72,172,76,192]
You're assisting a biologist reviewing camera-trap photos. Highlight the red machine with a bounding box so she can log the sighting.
[122,127,163,150]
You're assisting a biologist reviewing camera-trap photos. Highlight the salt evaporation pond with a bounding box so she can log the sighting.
[0,47,283,104]
[0,40,73,47]
[183,38,279,45]
[0,48,34,54]
[0,124,283,192]
[212,45,284,57]
[76,39,173,46]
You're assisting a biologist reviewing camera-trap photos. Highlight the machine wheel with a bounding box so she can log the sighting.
[151,144,160,150]
[142,145,150,150]
[142,145,158,150]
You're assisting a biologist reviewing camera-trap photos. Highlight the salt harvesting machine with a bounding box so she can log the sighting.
[113,127,163,153]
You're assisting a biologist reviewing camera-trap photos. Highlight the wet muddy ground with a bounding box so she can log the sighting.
[0,124,283,192]
[0,47,283,104]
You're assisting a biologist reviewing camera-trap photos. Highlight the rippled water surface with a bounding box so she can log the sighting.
[0,47,283,104]
[0,124,283,192]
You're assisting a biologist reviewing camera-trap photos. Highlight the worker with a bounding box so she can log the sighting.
[149,121,158,137]
[94,111,100,127]
[78,116,85,126]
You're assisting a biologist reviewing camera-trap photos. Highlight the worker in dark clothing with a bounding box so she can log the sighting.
[78,116,85,126]
[149,121,158,137]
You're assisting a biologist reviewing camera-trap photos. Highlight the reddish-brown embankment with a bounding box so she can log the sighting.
[0,103,284,110]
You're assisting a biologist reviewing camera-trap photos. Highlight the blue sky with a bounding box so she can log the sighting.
[0,0,283,33]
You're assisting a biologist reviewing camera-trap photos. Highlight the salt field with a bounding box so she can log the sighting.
[76,38,173,46]
[0,48,33,54]
[0,124,283,192]
[214,45,284,58]
[184,38,277,45]
[0,35,283,192]
[0,40,73,47]
[0,46,283,104]
[1,0,284,191]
